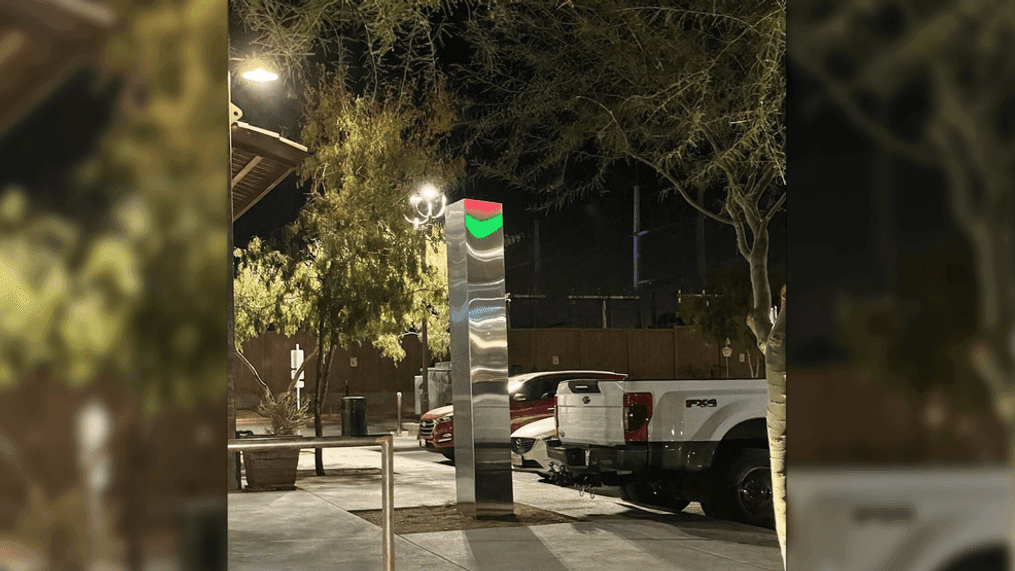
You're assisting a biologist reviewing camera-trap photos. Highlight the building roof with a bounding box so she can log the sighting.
[0,0,116,138]
[230,120,309,222]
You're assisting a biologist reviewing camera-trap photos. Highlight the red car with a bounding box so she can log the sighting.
[417,370,627,461]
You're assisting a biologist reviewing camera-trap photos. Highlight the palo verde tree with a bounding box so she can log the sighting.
[455,0,787,561]
[234,69,461,475]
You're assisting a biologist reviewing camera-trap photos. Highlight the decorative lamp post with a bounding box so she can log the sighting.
[404,183,445,415]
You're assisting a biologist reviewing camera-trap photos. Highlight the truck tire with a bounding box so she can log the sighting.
[714,448,774,528]
[620,480,690,512]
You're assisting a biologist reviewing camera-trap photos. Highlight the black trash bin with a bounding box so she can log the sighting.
[342,396,367,436]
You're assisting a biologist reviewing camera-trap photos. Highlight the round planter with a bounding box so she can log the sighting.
[242,435,303,492]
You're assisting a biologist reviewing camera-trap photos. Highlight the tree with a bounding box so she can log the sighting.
[234,69,461,475]
[680,263,766,378]
[789,0,1014,549]
[455,0,787,561]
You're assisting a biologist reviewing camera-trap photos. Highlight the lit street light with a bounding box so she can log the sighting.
[405,183,445,415]
[241,67,279,83]
[405,182,446,230]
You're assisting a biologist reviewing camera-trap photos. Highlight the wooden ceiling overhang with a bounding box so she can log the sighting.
[230,118,308,222]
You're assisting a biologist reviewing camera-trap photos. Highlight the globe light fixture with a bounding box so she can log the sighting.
[405,183,446,229]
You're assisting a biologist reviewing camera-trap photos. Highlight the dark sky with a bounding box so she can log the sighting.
[228,12,786,300]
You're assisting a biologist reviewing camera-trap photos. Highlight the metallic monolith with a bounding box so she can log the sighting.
[445,198,514,518]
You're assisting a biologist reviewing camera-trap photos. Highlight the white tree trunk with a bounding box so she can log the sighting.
[765,286,787,568]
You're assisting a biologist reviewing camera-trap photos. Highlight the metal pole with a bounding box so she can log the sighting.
[421,313,429,412]
[381,435,395,571]
[396,392,402,435]
[420,239,430,415]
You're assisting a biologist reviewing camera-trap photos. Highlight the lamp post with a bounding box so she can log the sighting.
[404,183,446,415]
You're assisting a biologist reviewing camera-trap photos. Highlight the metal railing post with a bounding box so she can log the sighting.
[381,435,395,571]
[396,392,403,435]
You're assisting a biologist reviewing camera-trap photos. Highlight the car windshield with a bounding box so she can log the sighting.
[509,376,564,402]
[507,372,623,401]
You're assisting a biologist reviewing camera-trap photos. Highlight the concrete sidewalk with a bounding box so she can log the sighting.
[228,423,783,571]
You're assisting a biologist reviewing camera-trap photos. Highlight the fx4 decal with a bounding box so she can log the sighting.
[686,399,718,408]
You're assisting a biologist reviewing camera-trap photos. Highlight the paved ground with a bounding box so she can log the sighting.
[229,415,783,571]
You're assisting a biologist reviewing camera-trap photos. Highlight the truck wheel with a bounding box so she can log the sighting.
[715,448,774,528]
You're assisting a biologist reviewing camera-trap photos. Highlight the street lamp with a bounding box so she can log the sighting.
[241,67,279,83]
[405,183,445,416]
[405,182,446,230]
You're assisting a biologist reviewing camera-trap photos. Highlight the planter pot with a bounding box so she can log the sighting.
[242,435,302,492]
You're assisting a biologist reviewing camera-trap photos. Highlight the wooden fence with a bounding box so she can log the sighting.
[235,328,765,418]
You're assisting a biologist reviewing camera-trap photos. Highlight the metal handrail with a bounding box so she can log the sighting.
[228,435,396,571]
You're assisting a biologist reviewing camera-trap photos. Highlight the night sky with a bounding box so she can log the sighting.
[228,12,787,311]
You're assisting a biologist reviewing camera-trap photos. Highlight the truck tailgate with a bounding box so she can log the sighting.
[556,379,626,446]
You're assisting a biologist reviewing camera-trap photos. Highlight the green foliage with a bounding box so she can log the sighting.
[374,225,451,360]
[232,0,454,94]
[680,263,756,351]
[234,236,316,349]
[457,0,785,348]
[234,68,460,406]
[457,0,784,210]
[0,0,228,421]
[257,385,310,435]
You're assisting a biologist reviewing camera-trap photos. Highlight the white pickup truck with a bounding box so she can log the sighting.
[789,466,1011,570]
[547,377,774,527]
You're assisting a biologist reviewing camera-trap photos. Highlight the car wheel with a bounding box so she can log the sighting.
[441,451,455,464]
[714,448,774,528]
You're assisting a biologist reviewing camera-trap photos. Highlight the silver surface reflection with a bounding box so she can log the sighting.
[445,199,514,518]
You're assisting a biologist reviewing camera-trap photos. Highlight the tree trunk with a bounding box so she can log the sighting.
[746,227,773,342]
[765,286,787,568]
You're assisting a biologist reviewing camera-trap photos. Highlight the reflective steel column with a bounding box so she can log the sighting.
[445,199,514,518]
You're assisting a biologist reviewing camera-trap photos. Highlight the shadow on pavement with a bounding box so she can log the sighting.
[578,509,779,548]
[463,526,570,571]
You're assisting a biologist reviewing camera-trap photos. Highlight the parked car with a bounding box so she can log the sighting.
[418,370,626,461]
[510,417,558,478]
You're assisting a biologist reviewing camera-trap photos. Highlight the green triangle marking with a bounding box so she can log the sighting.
[465,213,503,239]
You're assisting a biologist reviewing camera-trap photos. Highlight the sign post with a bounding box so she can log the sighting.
[445,198,514,518]
[291,344,305,404]
[722,338,733,378]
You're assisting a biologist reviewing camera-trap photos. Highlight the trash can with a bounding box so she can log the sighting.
[342,396,367,436]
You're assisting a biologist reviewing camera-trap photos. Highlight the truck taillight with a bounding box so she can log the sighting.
[623,392,652,442]
[554,396,560,438]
